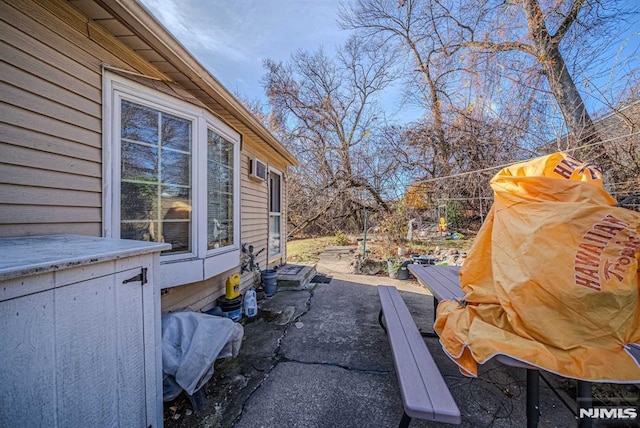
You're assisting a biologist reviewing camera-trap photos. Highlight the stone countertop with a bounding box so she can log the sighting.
[0,234,171,281]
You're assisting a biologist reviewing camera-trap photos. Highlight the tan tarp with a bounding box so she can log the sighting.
[435,152,640,382]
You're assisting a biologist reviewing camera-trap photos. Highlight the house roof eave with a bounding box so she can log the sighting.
[92,0,299,167]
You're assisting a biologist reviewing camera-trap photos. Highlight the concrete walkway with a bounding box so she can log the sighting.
[165,262,582,427]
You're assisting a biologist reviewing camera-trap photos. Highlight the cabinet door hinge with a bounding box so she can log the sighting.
[123,267,148,285]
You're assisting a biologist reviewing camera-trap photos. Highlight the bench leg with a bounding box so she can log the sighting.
[399,411,411,428]
[378,309,387,333]
[527,369,540,428]
[419,296,440,338]
[577,380,592,428]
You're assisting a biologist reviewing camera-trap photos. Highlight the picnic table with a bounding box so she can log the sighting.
[408,264,595,428]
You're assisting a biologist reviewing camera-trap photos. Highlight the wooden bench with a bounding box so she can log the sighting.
[377,285,461,427]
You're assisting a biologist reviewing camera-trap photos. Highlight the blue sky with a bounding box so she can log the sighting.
[138,0,638,123]
[139,1,349,99]
[139,0,422,122]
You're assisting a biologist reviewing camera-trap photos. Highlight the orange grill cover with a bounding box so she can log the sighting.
[435,152,640,382]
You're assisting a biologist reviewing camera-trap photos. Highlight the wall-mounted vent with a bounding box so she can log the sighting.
[249,158,267,181]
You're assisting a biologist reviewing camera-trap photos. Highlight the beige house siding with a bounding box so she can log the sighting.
[241,148,270,271]
[0,0,163,237]
[1,0,294,314]
[160,275,227,314]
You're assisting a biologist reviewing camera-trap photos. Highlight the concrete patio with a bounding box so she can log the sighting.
[165,247,638,428]
[163,250,636,427]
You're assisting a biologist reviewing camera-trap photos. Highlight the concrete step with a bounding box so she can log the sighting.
[276,264,316,289]
[321,246,357,255]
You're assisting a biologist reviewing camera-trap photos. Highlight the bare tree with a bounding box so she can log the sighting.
[340,0,534,221]
[340,0,465,177]
[443,0,636,148]
[262,36,399,235]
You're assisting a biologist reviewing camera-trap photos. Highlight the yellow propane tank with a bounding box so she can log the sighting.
[225,273,241,299]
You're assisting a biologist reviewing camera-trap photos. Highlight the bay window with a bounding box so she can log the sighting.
[104,72,240,287]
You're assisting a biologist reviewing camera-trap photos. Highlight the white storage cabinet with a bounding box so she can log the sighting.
[0,235,170,427]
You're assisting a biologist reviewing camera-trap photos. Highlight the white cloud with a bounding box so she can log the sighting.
[140,0,252,63]
[138,0,348,100]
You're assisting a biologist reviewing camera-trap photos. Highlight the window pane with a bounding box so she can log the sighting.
[209,219,232,249]
[160,186,191,218]
[121,221,158,243]
[161,150,190,185]
[120,100,192,255]
[121,100,158,144]
[269,215,281,256]
[162,113,191,152]
[221,139,234,165]
[121,182,159,243]
[208,190,220,217]
[220,166,232,194]
[219,195,231,222]
[268,171,282,257]
[161,188,191,255]
[121,141,157,181]
[207,164,221,193]
[222,221,233,247]
[207,129,234,251]
[121,182,157,220]
[270,172,281,213]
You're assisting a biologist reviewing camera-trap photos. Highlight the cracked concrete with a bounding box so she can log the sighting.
[163,272,586,428]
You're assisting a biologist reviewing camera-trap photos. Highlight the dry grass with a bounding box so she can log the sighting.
[286,236,342,263]
[287,234,475,264]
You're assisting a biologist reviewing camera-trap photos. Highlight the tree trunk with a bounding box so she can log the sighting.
[408,42,450,176]
[541,48,600,147]
[428,76,450,175]
[523,0,599,148]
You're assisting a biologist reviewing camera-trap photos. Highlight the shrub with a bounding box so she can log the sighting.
[334,231,347,246]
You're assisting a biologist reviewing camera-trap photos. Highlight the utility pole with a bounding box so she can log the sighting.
[362,206,368,257]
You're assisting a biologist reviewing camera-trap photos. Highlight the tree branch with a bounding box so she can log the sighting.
[462,40,536,56]
[551,0,586,47]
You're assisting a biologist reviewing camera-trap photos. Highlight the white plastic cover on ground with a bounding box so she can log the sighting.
[162,312,244,401]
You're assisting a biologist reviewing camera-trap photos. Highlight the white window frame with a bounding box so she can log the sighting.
[268,167,283,262]
[103,71,240,288]
[202,121,241,279]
